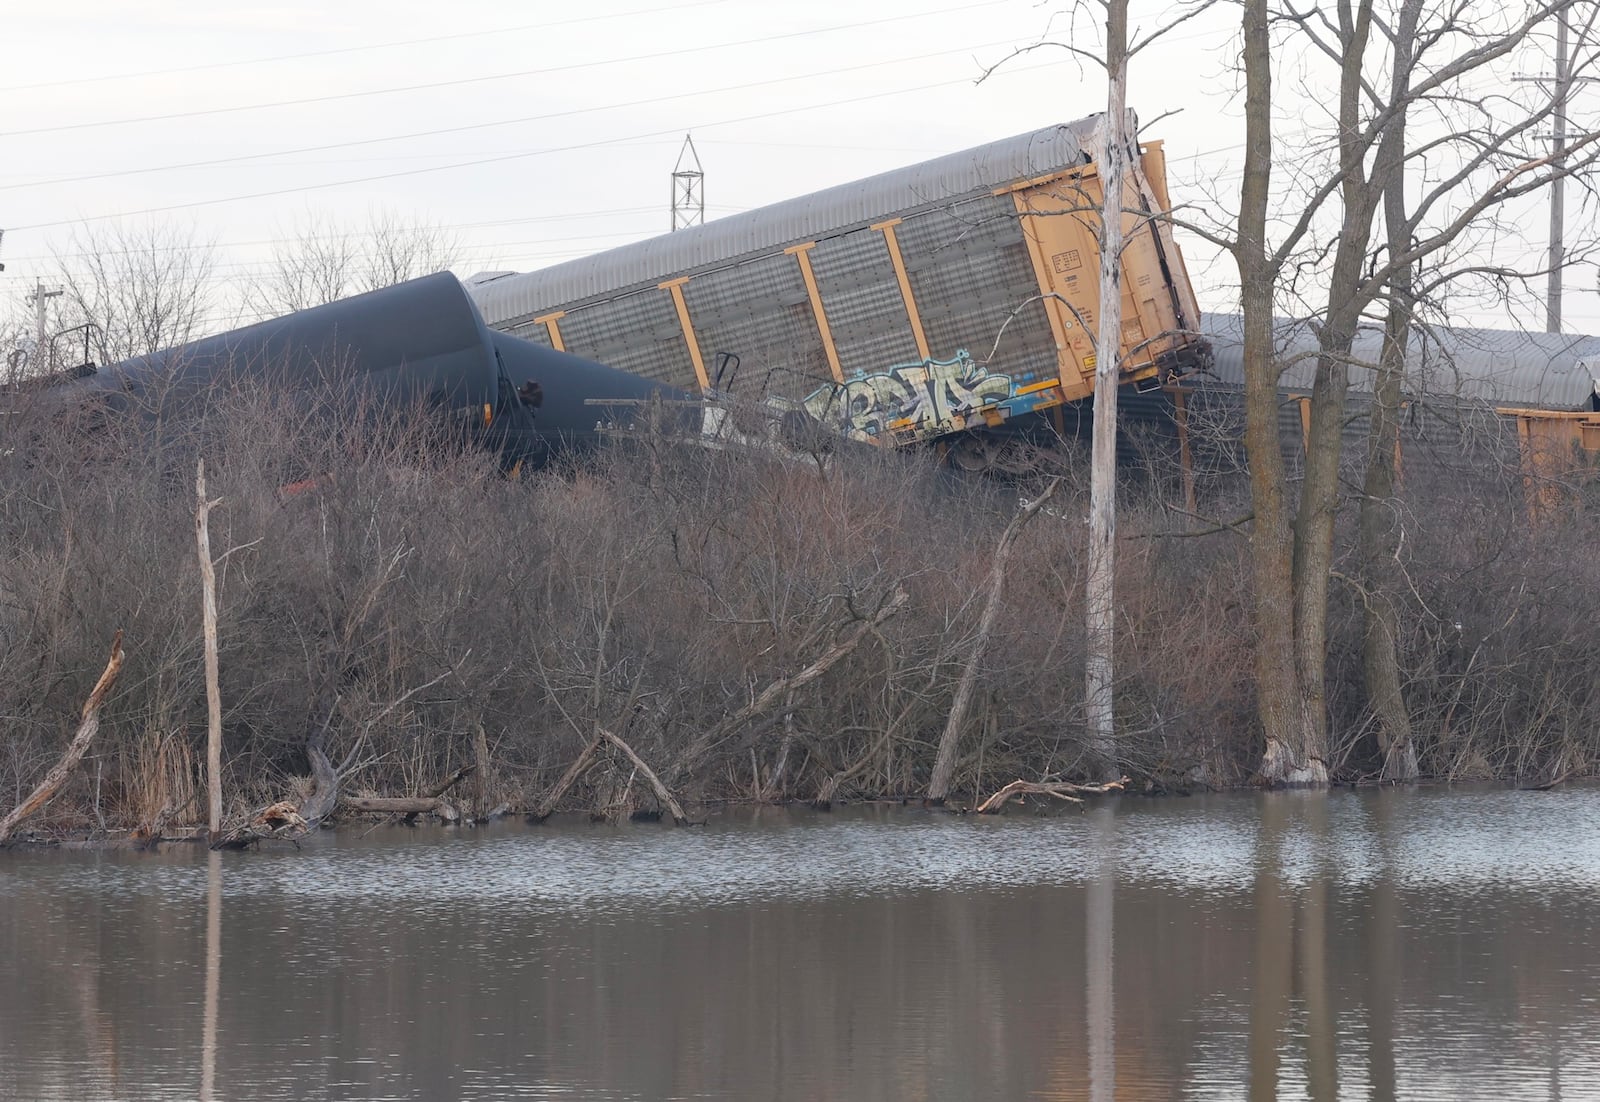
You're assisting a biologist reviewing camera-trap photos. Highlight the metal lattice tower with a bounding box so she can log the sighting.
[670,134,704,232]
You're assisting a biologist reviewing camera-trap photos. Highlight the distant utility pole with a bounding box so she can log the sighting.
[671,134,705,232]
[28,278,63,368]
[1546,12,1572,334]
[1515,10,1595,332]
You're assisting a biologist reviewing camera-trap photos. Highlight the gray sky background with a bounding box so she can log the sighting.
[0,0,1591,334]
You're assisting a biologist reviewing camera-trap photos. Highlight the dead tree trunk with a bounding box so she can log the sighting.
[195,459,225,841]
[425,764,475,799]
[341,766,475,819]
[472,722,492,820]
[0,631,125,844]
[1085,0,1130,784]
[533,730,691,824]
[296,715,341,830]
[927,479,1061,803]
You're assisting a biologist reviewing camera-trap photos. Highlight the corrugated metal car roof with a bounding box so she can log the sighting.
[1201,312,1600,411]
[468,117,1105,327]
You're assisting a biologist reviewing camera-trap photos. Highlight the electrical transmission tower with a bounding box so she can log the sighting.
[670,134,704,232]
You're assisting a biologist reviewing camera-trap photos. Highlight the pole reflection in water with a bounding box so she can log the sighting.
[1087,805,1116,1101]
[200,848,221,1102]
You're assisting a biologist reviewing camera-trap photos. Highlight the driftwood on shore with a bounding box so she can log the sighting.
[212,762,477,848]
[0,631,125,846]
[975,775,1127,814]
[210,800,308,849]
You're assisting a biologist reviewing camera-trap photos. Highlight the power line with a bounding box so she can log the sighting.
[0,36,1021,195]
[9,56,1059,232]
[0,1,1009,139]
[0,0,738,93]
[0,204,752,266]
[0,209,663,263]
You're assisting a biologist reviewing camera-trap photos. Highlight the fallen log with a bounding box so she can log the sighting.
[425,764,476,799]
[531,735,604,822]
[597,728,690,825]
[928,479,1061,803]
[0,631,125,845]
[975,776,1128,815]
[342,796,449,815]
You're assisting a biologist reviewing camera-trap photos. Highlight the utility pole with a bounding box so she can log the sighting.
[670,134,705,232]
[1549,12,1570,333]
[28,278,63,369]
[1515,10,1594,332]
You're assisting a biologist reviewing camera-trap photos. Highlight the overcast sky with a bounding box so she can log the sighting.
[0,0,1591,333]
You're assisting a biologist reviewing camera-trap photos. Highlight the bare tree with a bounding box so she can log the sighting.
[1203,0,1600,784]
[55,221,218,365]
[244,209,463,317]
[359,209,463,293]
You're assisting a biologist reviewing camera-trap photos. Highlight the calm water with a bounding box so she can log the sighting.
[4,788,1600,1100]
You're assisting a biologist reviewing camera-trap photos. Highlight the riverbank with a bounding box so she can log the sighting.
[3,387,1597,840]
[11,774,1583,851]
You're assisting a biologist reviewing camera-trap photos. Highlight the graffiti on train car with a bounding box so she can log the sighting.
[803,352,1024,443]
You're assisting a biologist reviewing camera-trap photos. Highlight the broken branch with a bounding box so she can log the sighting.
[0,631,125,845]
[975,775,1127,815]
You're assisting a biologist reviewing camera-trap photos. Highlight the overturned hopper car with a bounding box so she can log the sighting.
[467,112,1210,466]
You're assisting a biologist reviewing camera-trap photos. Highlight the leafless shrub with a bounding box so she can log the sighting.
[4,370,1600,830]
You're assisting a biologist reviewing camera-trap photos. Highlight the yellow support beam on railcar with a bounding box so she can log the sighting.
[871,218,931,362]
[534,311,567,352]
[785,243,846,384]
[659,277,710,391]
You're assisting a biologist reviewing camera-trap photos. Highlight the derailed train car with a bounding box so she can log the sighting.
[4,273,689,469]
[7,116,1209,475]
[467,113,1211,469]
